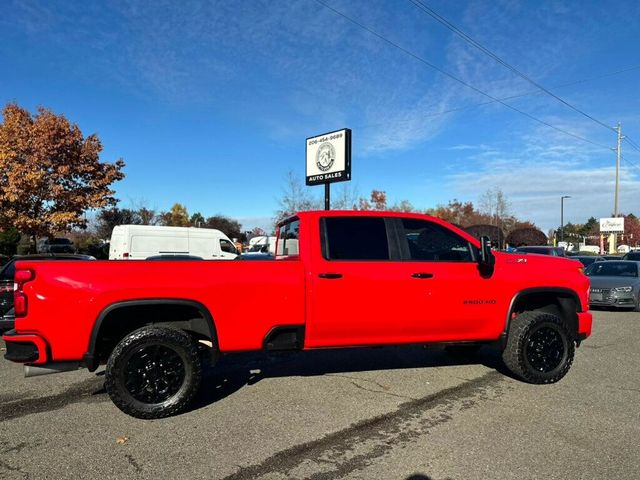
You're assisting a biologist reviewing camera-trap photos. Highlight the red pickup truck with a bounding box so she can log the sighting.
[3,211,592,418]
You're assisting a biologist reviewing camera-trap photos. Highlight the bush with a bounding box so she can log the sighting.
[465,224,505,248]
[506,228,547,247]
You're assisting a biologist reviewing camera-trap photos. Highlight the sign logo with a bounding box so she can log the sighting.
[316,142,336,172]
[600,217,624,232]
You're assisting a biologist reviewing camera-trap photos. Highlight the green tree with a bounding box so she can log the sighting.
[160,203,190,227]
[190,212,205,227]
[0,103,125,239]
[205,215,245,242]
[0,227,21,255]
[95,207,140,239]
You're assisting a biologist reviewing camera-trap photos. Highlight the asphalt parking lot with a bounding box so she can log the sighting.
[1,309,639,480]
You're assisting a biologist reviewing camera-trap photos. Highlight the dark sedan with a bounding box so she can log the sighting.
[622,251,640,261]
[573,255,606,267]
[0,254,95,332]
[514,246,566,257]
[585,261,640,311]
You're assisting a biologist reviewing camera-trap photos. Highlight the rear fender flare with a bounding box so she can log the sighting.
[83,298,217,371]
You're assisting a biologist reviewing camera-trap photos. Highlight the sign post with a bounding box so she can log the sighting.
[306,128,352,210]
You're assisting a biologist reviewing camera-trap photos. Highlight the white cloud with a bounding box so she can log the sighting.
[448,156,640,231]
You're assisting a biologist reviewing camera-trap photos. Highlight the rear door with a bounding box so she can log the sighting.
[306,216,422,347]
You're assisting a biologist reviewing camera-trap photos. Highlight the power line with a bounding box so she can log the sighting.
[408,0,617,133]
[622,155,640,172]
[624,136,640,153]
[355,65,640,130]
[314,0,611,150]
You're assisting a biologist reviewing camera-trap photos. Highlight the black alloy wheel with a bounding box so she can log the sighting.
[123,344,186,404]
[105,326,202,419]
[523,325,565,373]
[502,311,574,384]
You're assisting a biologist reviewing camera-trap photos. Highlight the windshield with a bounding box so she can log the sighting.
[585,262,638,277]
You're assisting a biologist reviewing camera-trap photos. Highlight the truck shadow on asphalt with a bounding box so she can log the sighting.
[191,345,515,413]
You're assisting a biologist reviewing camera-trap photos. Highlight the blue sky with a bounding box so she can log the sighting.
[1,0,639,233]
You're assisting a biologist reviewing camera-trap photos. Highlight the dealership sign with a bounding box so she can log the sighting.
[306,129,352,186]
[600,217,624,232]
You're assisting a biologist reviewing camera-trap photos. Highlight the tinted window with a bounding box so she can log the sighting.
[0,261,15,281]
[402,219,473,262]
[623,252,640,261]
[50,238,72,245]
[585,262,638,277]
[324,217,389,260]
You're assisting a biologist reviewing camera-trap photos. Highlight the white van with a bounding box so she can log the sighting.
[109,225,238,260]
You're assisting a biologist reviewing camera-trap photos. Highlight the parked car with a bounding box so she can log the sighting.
[514,246,566,257]
[109,225,238,260]
[585,261,640,311]
[601,255,622,261]
[622,251,640,261]
[572,256,606,267]
[0,254,95,333]
[40,237,75,254]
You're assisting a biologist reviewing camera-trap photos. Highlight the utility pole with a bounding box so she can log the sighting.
[614,123,622,217]
[560,195,570,242]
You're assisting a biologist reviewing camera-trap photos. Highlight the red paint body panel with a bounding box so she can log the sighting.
[9,260,305,361]
[3,210,591,366]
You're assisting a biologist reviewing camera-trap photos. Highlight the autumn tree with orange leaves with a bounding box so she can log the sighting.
[0,103,125,240]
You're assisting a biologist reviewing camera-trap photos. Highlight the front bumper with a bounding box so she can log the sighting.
[2,330,48,364]
[589,289,637,309]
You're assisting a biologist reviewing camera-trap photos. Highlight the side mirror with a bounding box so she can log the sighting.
[479,236,495,278]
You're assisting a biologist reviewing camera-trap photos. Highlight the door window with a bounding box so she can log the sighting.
[220,239,238,254]
[323,217,390,260]
[401,218,473,262]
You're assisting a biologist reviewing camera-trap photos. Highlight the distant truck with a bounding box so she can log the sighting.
[4,211,591,418]
[245,235,277,255]
[109,225,238,260]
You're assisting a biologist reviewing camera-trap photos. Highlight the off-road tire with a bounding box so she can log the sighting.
[105,326,202,419]
[502,311,574,384]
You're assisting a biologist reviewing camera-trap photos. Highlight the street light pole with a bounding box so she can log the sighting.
[560,195,571,243]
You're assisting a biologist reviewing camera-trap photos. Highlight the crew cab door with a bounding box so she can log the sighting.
[305,215,498,348]
[306,216,411,347]
[391,217,499,341]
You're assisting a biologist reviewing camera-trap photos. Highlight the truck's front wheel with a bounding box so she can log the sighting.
[502,311,574,384]
[105,326,202,419]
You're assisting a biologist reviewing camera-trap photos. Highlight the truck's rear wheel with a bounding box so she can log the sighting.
[105,326,201,419]
[502,311,574,384]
